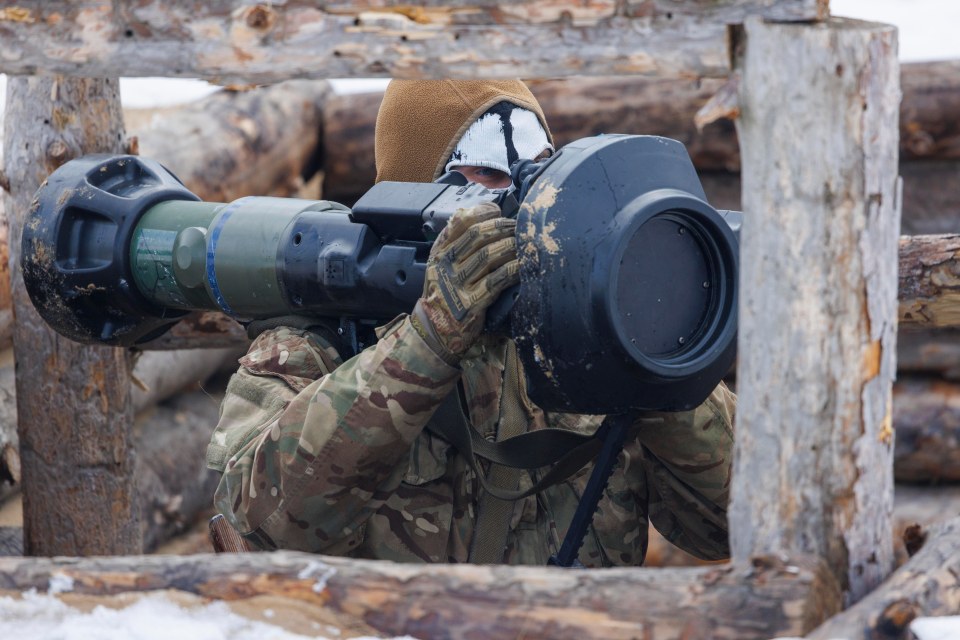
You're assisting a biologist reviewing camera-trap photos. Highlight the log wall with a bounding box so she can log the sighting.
[321,61,960,207]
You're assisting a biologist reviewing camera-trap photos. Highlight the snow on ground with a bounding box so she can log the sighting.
[0,589,412,640]
[0,590,330,640]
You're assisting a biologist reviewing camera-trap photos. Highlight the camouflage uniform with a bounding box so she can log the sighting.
[208,316,735,566]
[208,78,735,566]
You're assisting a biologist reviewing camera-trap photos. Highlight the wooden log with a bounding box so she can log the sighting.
[135,311,248,351]
[0,345,238,498]
[892,377,960,484]
[0,217,11,350]
[806,516,960,640]
[130,348,241,411]
[3,76,141,556]
[0,362,16,492]
[134,391,223,552]
[891,484,960,566]
[730,18,900,602]
[0,388,225,557]
[899,160,960,235]
[0,552,840,639]
[897,329,960,379]
[137,80,332,202]
[900,60,960,161]
[899,234,960,329]
[894,485,960,536]
[0,1,824,82]
[321,91,382,205]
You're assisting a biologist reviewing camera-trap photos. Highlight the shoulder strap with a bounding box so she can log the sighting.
[426,341,604,562]
[427,388,604,502]
[470,340,527,563]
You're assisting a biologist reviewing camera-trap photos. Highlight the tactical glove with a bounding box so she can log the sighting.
[411,202,520,364]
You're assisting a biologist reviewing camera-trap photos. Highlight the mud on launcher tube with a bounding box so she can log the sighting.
[22,135,740,415]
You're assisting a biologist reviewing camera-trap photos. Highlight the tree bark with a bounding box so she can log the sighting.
[137,80,331,202]
[0,1,823,82]
[129,348,241,411]
[0,218,11,350]
[0,387,225,557]
[0,345,237,497]
[0,552,840,639]
[0,364,16,490]
[134,391,223,552]
[892,377,960,483]
[900,60,960,161]
[3,76,141,556]
[807,516,960,640]
[897,329,960,379]
[135,311,248,351]
[891,484,960,566]
[730,18,900,602]
[899,160,960,235]
[899,234,960,329]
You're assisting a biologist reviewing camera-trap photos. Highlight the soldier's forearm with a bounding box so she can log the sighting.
[217,316,460,552]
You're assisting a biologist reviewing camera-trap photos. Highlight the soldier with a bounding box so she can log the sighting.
[206,79,736,566]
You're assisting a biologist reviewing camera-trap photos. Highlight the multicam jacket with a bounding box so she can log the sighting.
[208,314,736,566]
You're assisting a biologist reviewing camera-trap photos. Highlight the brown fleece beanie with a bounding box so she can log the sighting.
[374,79,553,184]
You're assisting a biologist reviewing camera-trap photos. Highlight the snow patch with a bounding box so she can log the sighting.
[47,572,75,595]
[912,616,960,640]
[296,559,337,593]
[0,590,322,640]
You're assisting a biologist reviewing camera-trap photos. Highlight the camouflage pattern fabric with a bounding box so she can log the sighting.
[209,317,736,566]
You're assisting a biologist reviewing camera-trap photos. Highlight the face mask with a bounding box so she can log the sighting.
[445,103,553,176]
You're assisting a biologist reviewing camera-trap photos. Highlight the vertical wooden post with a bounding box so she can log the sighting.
[2,76,141,555]
[730,18,901,603]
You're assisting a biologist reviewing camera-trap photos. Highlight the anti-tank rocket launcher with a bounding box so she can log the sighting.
[22,135,740,416]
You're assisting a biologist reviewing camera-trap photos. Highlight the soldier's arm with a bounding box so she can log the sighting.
[207,316,459,553]
[634,381,736,560]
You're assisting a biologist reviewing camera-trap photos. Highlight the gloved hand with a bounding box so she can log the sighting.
[411,202,520,364]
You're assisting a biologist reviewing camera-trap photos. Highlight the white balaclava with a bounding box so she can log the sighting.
[445,102,553,176]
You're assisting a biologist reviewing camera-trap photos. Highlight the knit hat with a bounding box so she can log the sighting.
[444,102,553,176]
[375,79,553,184]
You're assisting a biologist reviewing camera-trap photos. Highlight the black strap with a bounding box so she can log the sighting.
[426,384,605,502]
[549,413,634,567]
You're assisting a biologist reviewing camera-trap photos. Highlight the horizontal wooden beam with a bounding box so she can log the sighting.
[899,234,960,329]
[0,552,839,639]
[0,1,824,81]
